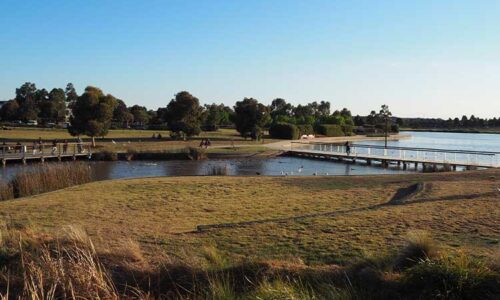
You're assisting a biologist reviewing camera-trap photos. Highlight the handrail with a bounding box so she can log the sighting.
[290,141,499,155]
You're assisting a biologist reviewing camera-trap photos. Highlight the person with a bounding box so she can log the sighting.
[199,138,205,148]
[157,133,162,139]
[63,140,68,154]
[344,141,351,156]
[206,138,211,148]
[77,137,83,153]
[38,140,44,154]
[32,141,37,155]
[152,133,156,139]
[51,139,58,154]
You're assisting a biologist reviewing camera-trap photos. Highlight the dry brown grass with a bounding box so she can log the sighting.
[9,163,92,198]
[0,169,497,267]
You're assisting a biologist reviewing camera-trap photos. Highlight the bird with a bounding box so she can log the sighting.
[325,172,329,175]
[313,172,317,176]
[111,140,116,144]
[281,171,285,175]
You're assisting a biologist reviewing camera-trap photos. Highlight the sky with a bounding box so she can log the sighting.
[1,0,499,118]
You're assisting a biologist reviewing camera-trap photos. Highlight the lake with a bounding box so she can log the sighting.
[0,131,498,181]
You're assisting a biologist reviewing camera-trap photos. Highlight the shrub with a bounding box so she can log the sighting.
[342,125,354,136]
[314,124,344,137]
[0,181,14,201]
[269,123,299,140]
[391,124,400,133]
[297,124,314,136]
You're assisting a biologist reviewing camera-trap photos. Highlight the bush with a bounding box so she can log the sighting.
[314,124,344,137]
[269,123,299,140]
[342,125,354,136]
[391,124,400,133]
[297,124,314,136]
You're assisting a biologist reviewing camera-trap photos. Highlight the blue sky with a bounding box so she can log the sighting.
[1,0,499,118]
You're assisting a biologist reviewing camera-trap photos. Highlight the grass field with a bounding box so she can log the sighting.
[0,169,498,297]
[1,169,498,263]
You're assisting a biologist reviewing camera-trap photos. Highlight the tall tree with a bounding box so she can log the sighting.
[15,82,39,121]
[164,91,202,138]
[202,103,232,130]
[39,88,66,123]
[0,100,20,121]
[378,104,392,148]
[129,105,150,126]
[113,99,133,128]
[270,98,293,120]
[65,83,78,103]
[233,98,270,140]
[69,86,118,146]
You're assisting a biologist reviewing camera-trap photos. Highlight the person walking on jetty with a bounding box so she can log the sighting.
[62,140,68,154]
[51,140,58,154]
[345,141,351,156]
[77,137,83,153]
[38,139,44,154]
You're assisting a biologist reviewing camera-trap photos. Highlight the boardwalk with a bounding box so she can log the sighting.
[288,142,499,170]
[0,143,91,166]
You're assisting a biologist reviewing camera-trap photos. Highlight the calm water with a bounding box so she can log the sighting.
[366,131,500,152]
[0,131,497,181]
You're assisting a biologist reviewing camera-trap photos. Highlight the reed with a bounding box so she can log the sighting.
[10,163,92,198]
[206,164,229,176]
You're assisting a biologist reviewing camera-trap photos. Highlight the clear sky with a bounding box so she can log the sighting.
[1,0,499,118]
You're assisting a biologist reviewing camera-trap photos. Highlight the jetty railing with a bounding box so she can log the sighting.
[290,142,499,168]
[0,142,92,164]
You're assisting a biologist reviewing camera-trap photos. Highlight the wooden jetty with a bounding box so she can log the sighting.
[0,142,92,166]
[288,142,499,170]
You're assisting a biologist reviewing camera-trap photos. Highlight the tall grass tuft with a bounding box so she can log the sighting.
[0,182,14,201]
[395,230,438,269]
[10,163,92,198]
[403,251,499,299]
[206,164,229,176]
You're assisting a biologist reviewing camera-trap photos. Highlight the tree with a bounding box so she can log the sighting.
[202,103,232,131]
[164,91,202,138]
[15,82,39,121]
[0,100,19,121]
[378,104,392,148]
[39,88,66,123]
[113,99,133,128]
[129,105,150,126]
[69,86,118,146]
[65,83,78,104]
[270,98,293,120]
[233,98,270,140]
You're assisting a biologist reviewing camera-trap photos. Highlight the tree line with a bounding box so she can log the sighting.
[0,82,408,143]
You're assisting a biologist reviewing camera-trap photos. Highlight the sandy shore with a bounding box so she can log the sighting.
[265,133,411,150]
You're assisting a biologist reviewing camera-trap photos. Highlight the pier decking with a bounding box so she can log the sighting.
[0,143,91,166]
[288,142,499,170]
